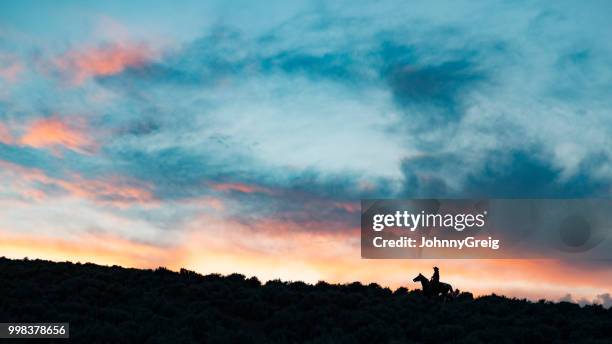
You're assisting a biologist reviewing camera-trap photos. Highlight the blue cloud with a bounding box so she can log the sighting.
[385,59,485,123]
[399,148,611,199]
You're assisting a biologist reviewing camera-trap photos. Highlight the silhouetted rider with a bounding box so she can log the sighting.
[430,266,439,286]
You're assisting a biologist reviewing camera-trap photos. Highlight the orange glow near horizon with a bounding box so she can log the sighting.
[1,218,610,305]
[0,230,178,269]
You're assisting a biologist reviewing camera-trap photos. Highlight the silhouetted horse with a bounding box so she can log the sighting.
[413,273,455,299]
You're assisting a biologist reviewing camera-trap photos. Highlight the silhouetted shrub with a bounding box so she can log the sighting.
[393,286,409,295]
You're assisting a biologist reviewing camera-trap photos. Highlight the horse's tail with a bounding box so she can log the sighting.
[445,284,458,297]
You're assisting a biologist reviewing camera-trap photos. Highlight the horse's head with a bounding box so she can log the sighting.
[413,273,426,282]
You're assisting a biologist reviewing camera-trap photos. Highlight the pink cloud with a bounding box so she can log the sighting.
[0,123,14,144]
[333,202,360,213]
[20,117,95,152]
[211,182,275,195]
[0,53,24,84]
[0,161,155,207]
[54,42,154,84]
[58,174,156,208]
[0,61,23,83]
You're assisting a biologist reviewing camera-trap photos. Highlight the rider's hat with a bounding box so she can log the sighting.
[433,266,439,270]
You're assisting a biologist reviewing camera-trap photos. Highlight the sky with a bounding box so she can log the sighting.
[1,0,611,307]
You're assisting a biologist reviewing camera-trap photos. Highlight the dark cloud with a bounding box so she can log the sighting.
[259,51,357,81]
[463,149,610,198]
[110,147,225,199]
[399,154,454,197]
[0,143,69,179]
[385,59,485,124]
[113,117,161,137]
[98,63,208,87]
[101,35,360,89]
[398,148,611,199]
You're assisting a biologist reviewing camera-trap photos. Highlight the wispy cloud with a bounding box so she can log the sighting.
[0,55,23,83]
[211,182,275,195]
[0,123,14,144]
[19,117,95,153]
[53,42,156,85]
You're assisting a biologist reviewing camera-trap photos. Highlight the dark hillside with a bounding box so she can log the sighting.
[0,257,610,343]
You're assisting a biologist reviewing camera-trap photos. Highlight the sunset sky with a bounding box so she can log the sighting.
[1,0,611,307]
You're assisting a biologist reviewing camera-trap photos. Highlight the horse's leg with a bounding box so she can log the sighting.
[422,282,433,298]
